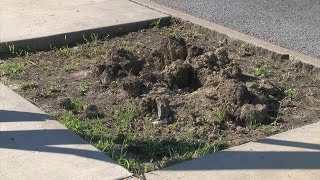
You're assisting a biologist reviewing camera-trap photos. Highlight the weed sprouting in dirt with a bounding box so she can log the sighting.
[284,88,297,100]
[214,108,226,124]
[254,64,271,77]
[62,59,83,72]
[79,82,91,95]
[244,114,258,128]
[151,18,162,29]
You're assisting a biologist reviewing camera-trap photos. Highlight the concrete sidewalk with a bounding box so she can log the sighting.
[146,122,320,180]
[0,83,133,179]
[0,0,169,52]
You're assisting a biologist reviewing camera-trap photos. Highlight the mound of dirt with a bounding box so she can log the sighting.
[87,36,280,125]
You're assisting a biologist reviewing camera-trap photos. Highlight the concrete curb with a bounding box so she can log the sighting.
[131,0,320,68]
[0,0,170,54]
[0,18,170,54]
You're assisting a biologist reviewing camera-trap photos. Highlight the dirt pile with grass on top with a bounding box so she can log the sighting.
[88,36,281,129]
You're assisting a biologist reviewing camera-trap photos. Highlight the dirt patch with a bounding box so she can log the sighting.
[1,19,320,176]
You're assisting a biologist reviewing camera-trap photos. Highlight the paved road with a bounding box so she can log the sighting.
[153,0,320,58]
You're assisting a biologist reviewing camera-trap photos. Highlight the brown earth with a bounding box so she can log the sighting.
[1,19,320,174]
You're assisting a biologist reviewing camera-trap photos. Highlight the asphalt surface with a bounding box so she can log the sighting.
[153,0,320,58]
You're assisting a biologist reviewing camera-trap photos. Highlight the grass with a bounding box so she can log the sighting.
[151,18,162,28]
[41,82,62,97]
[113,109,135,135]
[83,33,100,44]
[6,44,30,57]
[62,59,82,72]
[79,82,91,95]
[70,98,85,111]
[20,81,37,90]
[120,40,139,53]
[0,62,26,77]
[166,27,178,37]
[59,46,79,57]
[244,115,258,128]
[214,108,226,124]
[284,88,297,100]
[59,107,223,176]
[254,64,270,78]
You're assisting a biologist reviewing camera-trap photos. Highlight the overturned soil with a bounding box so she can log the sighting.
[1,19,320,175]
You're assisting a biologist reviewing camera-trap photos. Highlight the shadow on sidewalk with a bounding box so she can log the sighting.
[0,110,116,164]
[1,110,320,170]
[0,110,51,122]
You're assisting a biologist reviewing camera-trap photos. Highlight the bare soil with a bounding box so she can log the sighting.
[1,19,320,175]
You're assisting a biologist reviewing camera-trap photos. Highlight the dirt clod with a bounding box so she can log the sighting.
[215,47,230,67]
[59,98,73,110]
[215,79,251,117]
[191,51,217,70]
[122,76,145,97]
[186,44,204,60]
[240,103,268,124]
[167,36,188,62]
[220,64,242,79]
[85,104,100,119]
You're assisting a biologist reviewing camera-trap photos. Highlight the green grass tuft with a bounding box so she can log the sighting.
[0,63,26,77]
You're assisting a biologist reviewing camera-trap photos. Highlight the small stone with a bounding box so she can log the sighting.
[85,104,100,119]
[152,117,172,126]
[152,120,163,125]
[157,100,171,119]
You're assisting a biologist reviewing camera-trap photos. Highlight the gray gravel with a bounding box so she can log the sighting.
[153,0,320,58]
